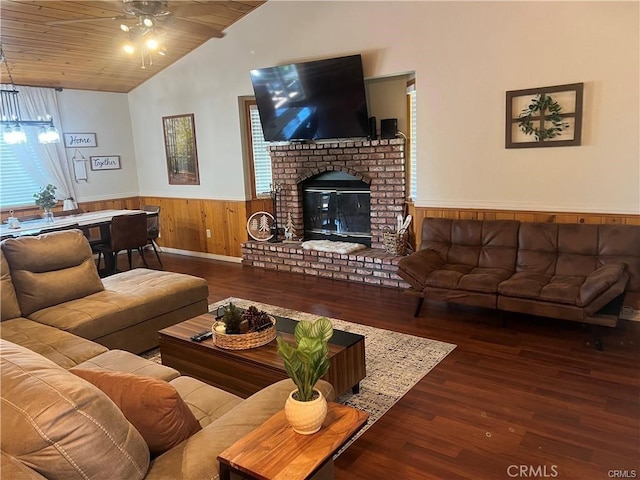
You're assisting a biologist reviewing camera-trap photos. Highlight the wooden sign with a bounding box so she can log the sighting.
[63,133,97,148]
[90,156,121,170]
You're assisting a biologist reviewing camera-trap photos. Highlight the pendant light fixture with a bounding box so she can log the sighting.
[0,48,60,145]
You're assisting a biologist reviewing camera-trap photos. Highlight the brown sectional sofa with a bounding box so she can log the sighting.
[1,339,334,479]
[1,229,209,353]
[0,229,336,478]
[397,218,639,348]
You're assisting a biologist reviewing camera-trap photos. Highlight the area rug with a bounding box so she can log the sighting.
[147,297,456,454]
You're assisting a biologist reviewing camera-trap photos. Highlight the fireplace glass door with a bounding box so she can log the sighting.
[302,171,371,246]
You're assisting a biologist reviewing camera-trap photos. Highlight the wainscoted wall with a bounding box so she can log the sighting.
[408,205,640,250]
[4,199,637,264]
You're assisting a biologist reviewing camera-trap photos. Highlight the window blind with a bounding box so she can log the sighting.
[407,86,418,201]
[249,104,273,196]
[0,137,46,208]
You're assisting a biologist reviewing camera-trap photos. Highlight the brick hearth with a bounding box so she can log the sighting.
[241,241,410,289]
[241,138,410,289]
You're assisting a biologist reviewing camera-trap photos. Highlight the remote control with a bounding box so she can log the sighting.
[190,330,213,342]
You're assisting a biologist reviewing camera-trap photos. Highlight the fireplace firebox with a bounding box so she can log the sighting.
[302,171,371,246]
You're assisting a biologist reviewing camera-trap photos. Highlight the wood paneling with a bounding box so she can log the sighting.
[5,198,637,260]
[408,204,640,249]
[140,196,249,258]
[0,1,266,93]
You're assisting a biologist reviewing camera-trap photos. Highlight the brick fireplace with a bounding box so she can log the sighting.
[241,138,410,290]
[270,138,406,249]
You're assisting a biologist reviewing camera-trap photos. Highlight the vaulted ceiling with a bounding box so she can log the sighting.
[0,0,266,93]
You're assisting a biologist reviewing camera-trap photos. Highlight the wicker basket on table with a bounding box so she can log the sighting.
[382,228,408,256]
[212,317,277,350]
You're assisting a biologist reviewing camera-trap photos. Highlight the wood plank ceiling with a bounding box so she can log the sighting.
[0,0,266,93]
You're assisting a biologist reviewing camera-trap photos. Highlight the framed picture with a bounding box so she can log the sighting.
[162,113,200,185]
[505,83,584,149]
[90,156,121,170]
[64,133,97,148]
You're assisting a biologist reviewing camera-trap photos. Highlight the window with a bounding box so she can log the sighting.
[406,80,417,201]
[0,133,48,209]
[244,100,272,198]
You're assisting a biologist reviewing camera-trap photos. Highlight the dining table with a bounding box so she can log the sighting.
[1,209,156,275]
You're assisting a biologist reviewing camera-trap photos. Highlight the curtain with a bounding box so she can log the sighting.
[11,86,78,208]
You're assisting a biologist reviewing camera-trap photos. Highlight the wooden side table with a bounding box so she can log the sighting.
[218,402,368,480]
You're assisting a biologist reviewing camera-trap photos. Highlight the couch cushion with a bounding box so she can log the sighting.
[420,219,519,272]
[144,379,334,480]
[71,369,202,457]
[0,340,149,480]
[498,272,585,305]
[396,249,445,291]
[0,249,22,320]
[27,268,208,340]
[515,223,559,274]
[71,349,181,382]
[169,376,243,428]
[1,230,104,316]
[0,318,108,369]
[1,451,48,480]
[578,263,628,306]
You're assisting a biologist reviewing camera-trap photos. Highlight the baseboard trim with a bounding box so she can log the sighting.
[160,246,242,264]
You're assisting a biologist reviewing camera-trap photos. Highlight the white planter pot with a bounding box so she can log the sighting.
[284,389,328,435]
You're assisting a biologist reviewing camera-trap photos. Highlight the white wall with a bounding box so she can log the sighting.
[57,90,139,202]
[127,1,638,214]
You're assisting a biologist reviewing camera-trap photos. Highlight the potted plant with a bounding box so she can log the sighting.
[34,184,58,223]
[276,317,333,434]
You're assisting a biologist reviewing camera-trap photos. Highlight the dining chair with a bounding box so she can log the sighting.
[95,213,149,275]
[142,205,163,269]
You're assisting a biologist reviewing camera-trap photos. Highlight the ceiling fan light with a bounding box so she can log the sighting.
[142,16,154,28]
[146,37,159,50]
[120,24,130,32]
[123,41,135,54]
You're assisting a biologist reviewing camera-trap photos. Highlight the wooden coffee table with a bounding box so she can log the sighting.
[218,402,368,480]
[158,312,366,398]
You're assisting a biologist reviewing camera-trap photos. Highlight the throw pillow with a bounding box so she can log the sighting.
[72,369,202,456]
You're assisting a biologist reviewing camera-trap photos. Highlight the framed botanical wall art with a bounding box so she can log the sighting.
[505,83,584,149]
[162,113,200,185]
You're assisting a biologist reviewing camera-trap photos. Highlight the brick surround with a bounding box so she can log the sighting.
[241,138,409,289]
[269,138,406,249]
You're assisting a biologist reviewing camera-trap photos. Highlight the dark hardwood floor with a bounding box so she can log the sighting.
[140,252,640,479]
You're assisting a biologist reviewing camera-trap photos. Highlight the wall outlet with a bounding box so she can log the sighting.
[206,229,211,238]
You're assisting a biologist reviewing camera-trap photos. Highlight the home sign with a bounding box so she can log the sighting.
[64,133,97,148]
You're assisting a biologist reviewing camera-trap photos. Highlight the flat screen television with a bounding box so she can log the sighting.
[249,54,369,142]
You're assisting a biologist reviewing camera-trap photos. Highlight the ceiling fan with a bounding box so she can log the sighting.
[46,1,225,39]
[46,1,225,68]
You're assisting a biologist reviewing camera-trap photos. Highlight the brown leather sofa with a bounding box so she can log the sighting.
[1,229,209,353]
[397,218,639,348]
